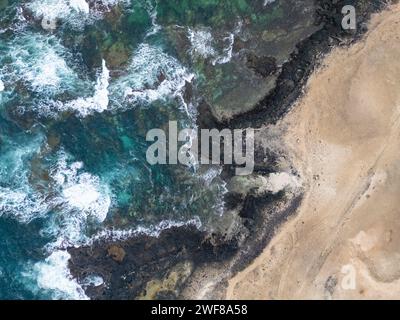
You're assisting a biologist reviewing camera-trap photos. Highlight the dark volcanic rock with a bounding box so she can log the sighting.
[68,226,237,300]
[225,0,386,129]
[246,53,278,78]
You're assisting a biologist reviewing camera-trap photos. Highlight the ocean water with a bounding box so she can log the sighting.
[0,0,282,299]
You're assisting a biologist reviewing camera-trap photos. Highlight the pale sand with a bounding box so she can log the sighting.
[227,3,400,299]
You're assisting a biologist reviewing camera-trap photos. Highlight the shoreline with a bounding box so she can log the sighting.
[227,2,400,299]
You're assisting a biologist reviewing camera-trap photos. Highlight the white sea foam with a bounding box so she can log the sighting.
[13,42,193,118]
[63,183,105,217]
[0,80,4,92]
[26,0,129,29]
[112,44,194,114]
[263,0,276,6]
[201,167,223,186]
[188,28,216,59]
[0,187,48,223]
[0,142,92,300]
[2,34,80,97]
[212,33,235,65]
[60,60,110,116]
[212,22,242,65]
[88,217,202,243]
[44,151,111,250]
[31,250,88,300]
[145,0,161,37]
[69,0,90,14]
[23,52,72,93]
[1,6,28,33]
[187,23,242,66]
[95,0,129,6]
[0,146,111,247]
[82,274,104,287]
[27,0,78,21]
[18,150,112,300]
[0,135,49,223]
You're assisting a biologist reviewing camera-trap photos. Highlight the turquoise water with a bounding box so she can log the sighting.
[0,0,285,299]
[0,0,227,299]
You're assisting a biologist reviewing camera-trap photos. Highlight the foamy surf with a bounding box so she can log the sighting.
[212,33,236,65]
[0,135,49,223]
[87,217,202,243]
[1,33,81,97]
[0,145,110,301]
[18,43,194,118]
[61,60,110,117]
[44,151,112,250]
[112,43,195,115]
[81,275,104,288]
[69,0,90,14]
[26,250,88,300]
[263,0,276,6]
[23,59,109,117]
[188,28,217,59]
[1,145,112,301]
[20,151,112,300]
[187,23,242,66]
[25,0,129,29]
[28,217,201,300]
[26,0,89,30]
[7,39,192,118]
[144,0,161,37]
[0,187,48,223]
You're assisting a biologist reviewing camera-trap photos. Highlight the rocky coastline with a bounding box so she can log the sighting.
[67,0,389,300]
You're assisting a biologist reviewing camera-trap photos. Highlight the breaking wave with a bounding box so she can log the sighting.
[47,60,110,117]
[43,150,112,251]
[110,43,195,115]
[187,23,242,66]
[88,217,202,243]
[25,0,130,29]
[0,33,82,98]
[23,250,88,300]
[0,134,48,223]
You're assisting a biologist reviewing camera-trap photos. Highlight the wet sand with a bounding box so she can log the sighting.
[227,3,400,299]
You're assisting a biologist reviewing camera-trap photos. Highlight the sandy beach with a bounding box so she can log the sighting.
[227,3,400,299]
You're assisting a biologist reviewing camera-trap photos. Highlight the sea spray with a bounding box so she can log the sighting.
[26,250,88,300]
